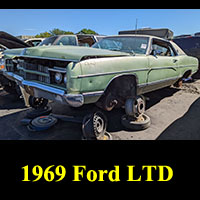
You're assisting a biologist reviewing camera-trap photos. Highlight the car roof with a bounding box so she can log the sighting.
[103,34,169,41]
[101,34,186,55]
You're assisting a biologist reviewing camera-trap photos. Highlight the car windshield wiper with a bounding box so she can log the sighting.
[109,48,121,51]
[128,50,136,56]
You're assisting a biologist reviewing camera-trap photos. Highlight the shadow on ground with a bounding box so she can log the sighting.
[0,89,25,110]
[0,85,182,140]
[0,107,83,140]
[157,97,200,140]
[106,86,180,134]
[145,86,180,110]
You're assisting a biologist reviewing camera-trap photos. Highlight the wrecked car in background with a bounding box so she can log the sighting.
[0,31,31,58]
[119,28,174,40]
[23,38,44,47]
[0,31,30,94]
[3,34,198,139]
[173,33,200,78]
[39,34,104,47]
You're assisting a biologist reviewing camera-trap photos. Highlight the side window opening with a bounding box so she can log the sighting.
[151,39,177,57]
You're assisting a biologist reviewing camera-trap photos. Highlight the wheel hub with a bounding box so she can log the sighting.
[125,96,146,118]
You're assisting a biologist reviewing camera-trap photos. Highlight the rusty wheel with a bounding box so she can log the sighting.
[28,96,48,109]
[173,79,183,88]
[82,111,107,140]
[125,96,145,118]
[102,93,118,111]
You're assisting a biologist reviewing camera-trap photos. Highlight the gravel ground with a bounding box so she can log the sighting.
[1,80,200,140]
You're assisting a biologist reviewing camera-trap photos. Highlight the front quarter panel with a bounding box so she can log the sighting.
[66,62,82,93]
[79,56,149,93]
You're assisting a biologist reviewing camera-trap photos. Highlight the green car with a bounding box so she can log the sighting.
[3,35,198,139]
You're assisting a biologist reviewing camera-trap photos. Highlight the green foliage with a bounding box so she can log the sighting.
[35,28,98,38]
[35,31,51,38]
[49,28,74,36]
[77,28,99,35]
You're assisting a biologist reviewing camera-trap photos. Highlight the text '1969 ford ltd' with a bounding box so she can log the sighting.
[3,35,198,139]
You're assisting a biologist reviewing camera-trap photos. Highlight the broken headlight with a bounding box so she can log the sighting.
[55,72,62,84]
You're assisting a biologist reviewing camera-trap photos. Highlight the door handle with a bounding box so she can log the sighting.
[173,59,178,63]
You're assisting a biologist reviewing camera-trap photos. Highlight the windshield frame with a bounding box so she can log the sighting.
[39,35,78,46]
[39,36,58,46]
[92,35,150,55]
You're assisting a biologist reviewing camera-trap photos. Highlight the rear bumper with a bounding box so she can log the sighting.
[4,72,84,107]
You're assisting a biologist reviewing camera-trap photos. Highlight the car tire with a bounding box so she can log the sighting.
[82,111,107,140]
[26,106,52,119]
[121,114,151,131]
[27,115,58,132]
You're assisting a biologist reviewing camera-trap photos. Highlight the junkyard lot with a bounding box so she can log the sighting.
[1,80,200,140]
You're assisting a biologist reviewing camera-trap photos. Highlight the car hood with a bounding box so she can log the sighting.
[3,48,25,58]
[18,45,130,61]
[0,31,30,49]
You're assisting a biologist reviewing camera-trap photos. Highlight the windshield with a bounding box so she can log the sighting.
[54,36,77,46]
[39,35,77,46]
[92,36,149,54]
[39,36,58,46]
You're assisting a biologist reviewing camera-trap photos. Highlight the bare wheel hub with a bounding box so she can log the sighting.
[135,96,145,116]
[125,96,145,118]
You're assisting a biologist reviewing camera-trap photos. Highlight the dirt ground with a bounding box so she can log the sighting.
[1,79,200,140]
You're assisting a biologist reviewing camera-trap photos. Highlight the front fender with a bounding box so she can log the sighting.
[66,62,82,93]
[78,56,148,94]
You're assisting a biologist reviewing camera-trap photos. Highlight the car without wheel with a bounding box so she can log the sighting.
[3,35,198,139]
[0,31,31,95]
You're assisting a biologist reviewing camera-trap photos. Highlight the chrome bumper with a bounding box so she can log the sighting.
[4,72,84,107]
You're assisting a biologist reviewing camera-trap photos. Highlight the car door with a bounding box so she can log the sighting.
[147,38,180,91]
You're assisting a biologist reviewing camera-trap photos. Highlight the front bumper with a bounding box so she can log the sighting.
[4,72,84,107]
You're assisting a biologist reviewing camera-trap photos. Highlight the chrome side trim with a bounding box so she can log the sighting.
[73,64,197,79]
[138,76,179,88]
[83,91,104,97]
[138,83,147,88]
[177,64,197,68]
[75,68,149,78]
[149,64,197,71]
[149,66,176,71]
[147,76,178,86]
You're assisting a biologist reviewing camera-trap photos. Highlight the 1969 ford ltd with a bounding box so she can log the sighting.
[3,35,198,138]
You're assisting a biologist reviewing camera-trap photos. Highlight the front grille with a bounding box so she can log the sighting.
[5,59,14,72]
[6,59,50,84]
[20,61,50,84]
[23,62,49,74]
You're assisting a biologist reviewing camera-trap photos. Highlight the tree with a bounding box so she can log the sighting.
[35,31,51,38]
[35,28,98,38]
[77,28,98,35]
[49,28,74,36]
